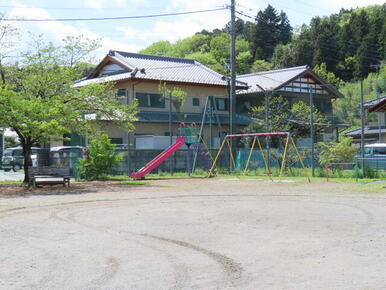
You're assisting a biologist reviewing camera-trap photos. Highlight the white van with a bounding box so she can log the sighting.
[364,143,386,156]
[363,143,386,170]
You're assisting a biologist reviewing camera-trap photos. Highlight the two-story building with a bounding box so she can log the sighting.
[236,66,346,145]
[71,52,344,150]
[72,50,249,150]
[345,96,386,143]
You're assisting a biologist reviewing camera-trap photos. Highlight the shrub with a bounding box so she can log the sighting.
[78,133,123,180]
[317,137,358,166]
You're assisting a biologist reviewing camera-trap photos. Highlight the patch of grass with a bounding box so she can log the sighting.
[347,182,386,194]
[0,180,23,185]
[117,180,149,186]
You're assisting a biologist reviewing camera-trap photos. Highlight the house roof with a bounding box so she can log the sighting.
[74,50,248,89]
[236,65,343,98]
[344,126,386,137]
[364,96,386,107]
[366,96,386,112]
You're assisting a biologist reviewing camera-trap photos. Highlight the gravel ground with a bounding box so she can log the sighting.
[0,178,385,289]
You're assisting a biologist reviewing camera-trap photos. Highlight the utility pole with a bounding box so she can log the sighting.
[229,0,236,172]
[169,94,173,175]
[309,89,315,177]
[265,91,270,170]
[360,80,365,177]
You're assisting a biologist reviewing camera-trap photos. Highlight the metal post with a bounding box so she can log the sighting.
[169,94,173,175]
[310,89,315,177]
[360,80,365,178]
[209,96,212,150]
[126,89,131,175]
[229,0,236,172]
[265,91,270,171]
[378,112,382,142]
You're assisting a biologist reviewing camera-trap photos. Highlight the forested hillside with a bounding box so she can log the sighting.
[140,4,385,82]
[140,4,385,126]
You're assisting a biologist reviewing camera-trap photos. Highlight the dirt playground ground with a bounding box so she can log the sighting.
[0,178,385,289]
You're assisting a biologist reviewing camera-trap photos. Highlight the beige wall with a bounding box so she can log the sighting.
[116,81,229,114]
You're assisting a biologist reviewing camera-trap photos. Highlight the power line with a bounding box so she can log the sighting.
[0,5,165,10]
[1,7,227,22]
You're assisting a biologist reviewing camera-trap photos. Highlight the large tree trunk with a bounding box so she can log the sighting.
[22,142,33,184]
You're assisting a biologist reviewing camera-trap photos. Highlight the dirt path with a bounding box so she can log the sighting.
[0,179,385,289]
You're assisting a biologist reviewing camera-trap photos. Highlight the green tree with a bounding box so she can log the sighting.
[140,40,172,56]
[313,62,343,87]
[159,81,187,121]
[250,5,292,61]
[244,95,325,140]
[317,137,358,165]
[77,133,123,180]
[0,13,19,85]
[251,59,274,72]
[0,37,137,184]
[4,135,20,148]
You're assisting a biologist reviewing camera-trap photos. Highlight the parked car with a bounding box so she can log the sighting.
[1,147,40,172]
[362,143,386,170]
[364,143,386,156]
[50,146,84,168]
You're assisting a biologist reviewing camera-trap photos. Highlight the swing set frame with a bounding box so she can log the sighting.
[208,132,310,182]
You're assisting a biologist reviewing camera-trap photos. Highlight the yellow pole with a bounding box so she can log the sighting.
[279,135,290,177]
[243,137,256,175]
[290,136,311,183]
[199,135,214,162]
[257,137,273,181]
[208,137,227,176]
[226,138,236,169]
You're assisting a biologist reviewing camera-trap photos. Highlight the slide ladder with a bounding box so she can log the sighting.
[131,136,186,179]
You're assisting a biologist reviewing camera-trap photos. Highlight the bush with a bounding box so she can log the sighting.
[77,133,123,180]
[317,137,358,166]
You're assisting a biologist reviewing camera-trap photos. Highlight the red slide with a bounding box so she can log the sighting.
[131,136,186,179]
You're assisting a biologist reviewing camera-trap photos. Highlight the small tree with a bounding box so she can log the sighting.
[317,137,358,166]
[244,95,325,140]
[77,133,123,180]
[159,81,187,121]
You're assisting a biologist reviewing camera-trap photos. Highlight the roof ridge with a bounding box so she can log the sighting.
[237,65,308,78]
[111,50,196,64]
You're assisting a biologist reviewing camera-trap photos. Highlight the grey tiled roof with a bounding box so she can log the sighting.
[236,66,309,94]
[345,126,386,137]
[74,50,247,88]
[364,96,386,107]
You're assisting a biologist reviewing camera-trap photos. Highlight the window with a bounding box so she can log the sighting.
[117,89,127,97]
[215,98,228,111]
[193,98,200,106]
[135,93,165,108]
[110,137,123,145]
[373,147,386,155]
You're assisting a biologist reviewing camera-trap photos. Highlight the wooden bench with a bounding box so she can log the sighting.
[28,166,71,188]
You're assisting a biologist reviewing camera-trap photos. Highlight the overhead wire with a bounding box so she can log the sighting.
[1,7,228,22]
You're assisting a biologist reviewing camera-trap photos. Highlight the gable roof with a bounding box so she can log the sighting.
[74,50,247,88]
[365,96,386,112]
[236,65,343,98]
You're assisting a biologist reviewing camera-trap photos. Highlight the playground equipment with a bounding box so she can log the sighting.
[130,124,204,179]
[208,132,310,182]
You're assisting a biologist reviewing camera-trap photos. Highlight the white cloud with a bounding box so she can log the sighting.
[6,3,142,61]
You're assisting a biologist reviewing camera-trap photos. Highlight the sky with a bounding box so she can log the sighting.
[1,0,385,62]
